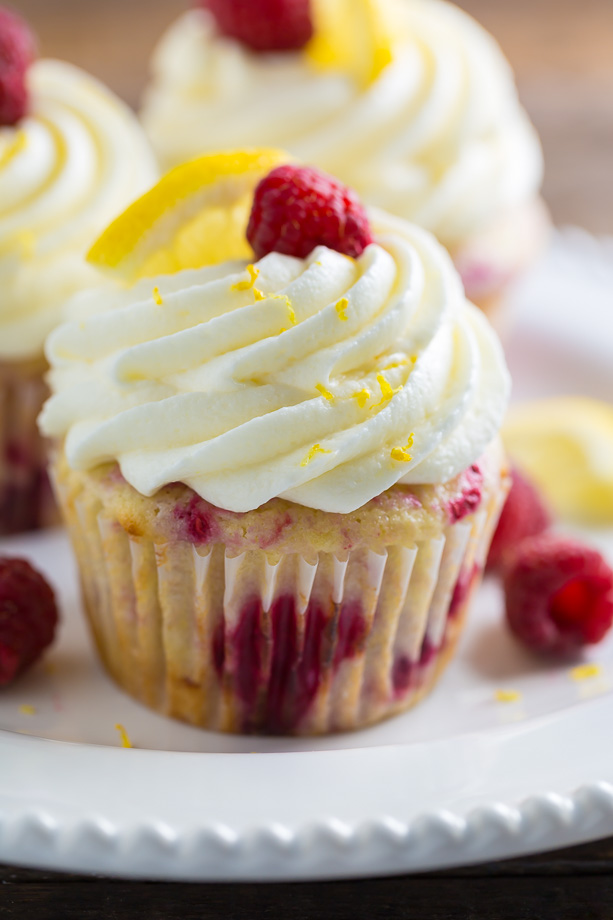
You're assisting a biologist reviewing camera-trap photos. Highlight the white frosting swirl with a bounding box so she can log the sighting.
[141,0,543,248]
[0,60,158,360]
[40,212,510,513]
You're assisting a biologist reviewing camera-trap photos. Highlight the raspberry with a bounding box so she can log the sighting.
[487,467,551,571]
[0,7,35,126]
[504,534,613,655]
[200,0,313,52]
[247,164,373,261]
[0,557,58,686]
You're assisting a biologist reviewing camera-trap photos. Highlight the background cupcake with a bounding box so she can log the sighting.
[141,0,548,316]
[40,152,510,735]
[0,7,157,534]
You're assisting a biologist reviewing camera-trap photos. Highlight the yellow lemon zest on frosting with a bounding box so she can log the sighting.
[301,443,332,467]
[570,663,602,682]
[268,293,296,324]
[115,723,132,748]
[19,704,36,716]
[494,689,522,704]
[0,128,27,170]
[232,263,260,292]
[315,383,335,402]
[371,373,402,410]
[384,357,410,371]
[335,297,349,321]
[390,433,414,463]
[352,389,371,409]
[152,286,163,306]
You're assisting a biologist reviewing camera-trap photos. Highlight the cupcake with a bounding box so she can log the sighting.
[0,7,157,534]
[141,0,548,316]
[40,153,511,735]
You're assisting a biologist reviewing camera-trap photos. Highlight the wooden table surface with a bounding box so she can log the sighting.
[4,1,613,915]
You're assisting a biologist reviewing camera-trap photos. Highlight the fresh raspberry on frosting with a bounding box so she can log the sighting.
[247,164,373,260]
[504,533,613,655]
[0,557,58,686]
[487,466,551,571]
[0,6,35,126]
[200,0,313,52]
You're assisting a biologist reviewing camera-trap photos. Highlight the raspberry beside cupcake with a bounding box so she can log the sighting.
[40,157,511,735]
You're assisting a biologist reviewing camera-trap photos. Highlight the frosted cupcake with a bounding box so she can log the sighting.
[40,152,511,735]
[141,0,548,315]
[0,8,157,534]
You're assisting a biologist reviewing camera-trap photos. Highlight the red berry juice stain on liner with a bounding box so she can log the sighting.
[265,595,299,733]
[447,464,483,524]
[333,599,367,668]
[449,562,481,620]
[392,636,439,699]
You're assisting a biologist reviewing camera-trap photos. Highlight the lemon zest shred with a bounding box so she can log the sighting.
[352,389,371,409]
[232,263,260,292]
[19,704,36,716]
[315,383,335,402]
[115,723,133,748]
[494,689,522,704]
[335,297,349,321]
[384,357,410,370]
[371,373,403,410]
[301,443,332,467]
[570,663,602,682]
[391,433,414,463]
[152,286,163,306]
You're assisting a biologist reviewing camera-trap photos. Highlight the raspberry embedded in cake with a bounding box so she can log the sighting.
[247,164,373,260]
[199,0,313,52]
[0,6,36,126]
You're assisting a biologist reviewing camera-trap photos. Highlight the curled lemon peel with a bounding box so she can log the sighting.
[115,723,132,748]
[391,433,414,463]
[87,148,289,282]
[315,383,335,402]
[152,286,163,305]
[335,297,349,321]
[301,443,332,467]
[307,0,398,88]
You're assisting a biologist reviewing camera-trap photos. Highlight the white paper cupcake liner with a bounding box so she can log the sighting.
[0,357,57,535]
[54,465,506,736]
